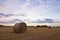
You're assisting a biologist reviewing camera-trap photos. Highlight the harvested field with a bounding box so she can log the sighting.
[0,27,60,40]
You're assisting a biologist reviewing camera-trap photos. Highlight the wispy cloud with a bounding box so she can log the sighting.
[0,0,60,24]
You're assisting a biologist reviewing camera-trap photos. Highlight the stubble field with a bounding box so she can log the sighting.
[0,26,60,40]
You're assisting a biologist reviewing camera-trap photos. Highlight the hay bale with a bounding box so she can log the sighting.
[13,22,27,33]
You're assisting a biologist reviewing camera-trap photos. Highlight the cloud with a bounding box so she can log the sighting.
[27,18,54,23]
[0,18,13,24]
[0,0,6,4]
[0,0,60,24]
[13,0,26,5]
[0,13,14,17]
[0,12,26,18]
[0,13,5,16]
[0,18,23,24]
[45,19,54,23]
[27,0,40,8]
[13,19,23,23]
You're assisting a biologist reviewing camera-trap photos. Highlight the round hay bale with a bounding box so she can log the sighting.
[13,22,27,33]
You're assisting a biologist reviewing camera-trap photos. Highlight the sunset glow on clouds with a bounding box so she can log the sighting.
[0,0,60,24]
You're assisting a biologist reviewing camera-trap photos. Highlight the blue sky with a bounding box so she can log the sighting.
[0,0,60,24]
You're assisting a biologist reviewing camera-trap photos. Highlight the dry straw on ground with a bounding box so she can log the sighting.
[13,22,27,33]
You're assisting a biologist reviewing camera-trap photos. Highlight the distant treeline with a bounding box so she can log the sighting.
[0,25,13,27]
[0,24,60,28]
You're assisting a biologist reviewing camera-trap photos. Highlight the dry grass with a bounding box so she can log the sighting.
[0,27,60,40]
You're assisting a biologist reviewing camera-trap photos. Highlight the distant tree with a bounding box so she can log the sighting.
[36,25,41,27]
[41,25,48,27]
[0,25,4,27]
[48,26,51,29]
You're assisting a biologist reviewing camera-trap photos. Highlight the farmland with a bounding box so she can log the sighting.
[0,26,60,40]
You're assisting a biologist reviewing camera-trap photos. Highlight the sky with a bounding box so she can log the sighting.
[0,0,60,24]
